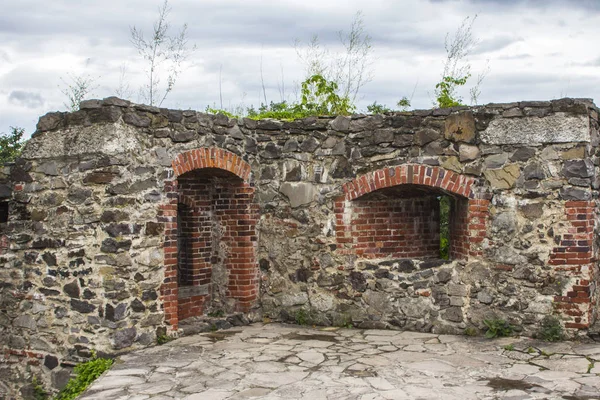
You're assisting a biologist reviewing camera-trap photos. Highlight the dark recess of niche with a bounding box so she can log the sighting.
[0,202,8,223]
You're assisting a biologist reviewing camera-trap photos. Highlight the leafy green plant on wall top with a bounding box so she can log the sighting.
[54,352,114,400]
[366,97,412,114]
[483,318,514,339]
[435,75,470,108]
[207,74,354,121]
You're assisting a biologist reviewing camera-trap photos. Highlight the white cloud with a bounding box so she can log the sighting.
[0,0,598,138]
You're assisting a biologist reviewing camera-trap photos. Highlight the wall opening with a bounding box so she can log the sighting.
[173,167,258,323]
[337,184,471,264]
[0,202,8,223]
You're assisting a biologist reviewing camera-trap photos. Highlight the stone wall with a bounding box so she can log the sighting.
[0,96,599,396]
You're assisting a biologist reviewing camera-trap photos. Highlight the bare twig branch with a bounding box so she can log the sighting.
[60,72,99,111]
[130,0,195,106]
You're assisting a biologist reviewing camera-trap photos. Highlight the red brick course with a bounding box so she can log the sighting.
[551,200,597,328]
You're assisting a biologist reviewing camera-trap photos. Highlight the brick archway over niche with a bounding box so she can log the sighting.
[172,147,252,181]
[335,164,489,262]
[160,148,258,330]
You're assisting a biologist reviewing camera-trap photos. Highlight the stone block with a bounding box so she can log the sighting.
[481,113,590,144]
[484,164,520,189]
[444,111,476,143]
[280,182,317,208]
[459,144,480,162]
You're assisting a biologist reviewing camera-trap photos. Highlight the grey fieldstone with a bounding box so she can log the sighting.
[458,144,479,162]
[523,163,546,180]
[510,147,536,162]
[562,159,594,178]
[63,280,80,298]
[112,327,137,350]
[414,128,440,146]
[280,182,317,208]
[485,154,508,169]
[13,315,36,330]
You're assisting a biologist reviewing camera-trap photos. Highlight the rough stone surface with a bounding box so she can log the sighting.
[78,324,600,400]
[1,96,599,397]
[279,182,318,208]
[481,113,590,144]
[444,111,476,143]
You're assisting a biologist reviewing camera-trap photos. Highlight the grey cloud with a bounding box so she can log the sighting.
[498,53,532,60]
[8,91,45,109]
[473,36,523,55]
[580,56,600,67]
[430,0,600,10]
[8,90,45,109]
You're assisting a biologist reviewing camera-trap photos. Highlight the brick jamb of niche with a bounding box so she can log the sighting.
[336,164,488,260]
[160,147,255,331]
[550,200,596,329]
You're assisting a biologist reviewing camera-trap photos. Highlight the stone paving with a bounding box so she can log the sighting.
[79,323,600,400]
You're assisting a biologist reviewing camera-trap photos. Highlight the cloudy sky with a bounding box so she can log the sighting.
[1,0,599,138]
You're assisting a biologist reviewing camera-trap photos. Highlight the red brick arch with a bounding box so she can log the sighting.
[336,164,489,262]
[172,147,251,181]
[161,147,257,331]
[342,164,478,201]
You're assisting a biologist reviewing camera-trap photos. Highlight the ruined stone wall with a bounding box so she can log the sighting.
[0,96,598,396]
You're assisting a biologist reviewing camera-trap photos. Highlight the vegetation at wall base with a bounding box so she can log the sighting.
[157,334,175,345]
[537,315,564,342]
[483,319,514,339]
[54,354,114,400]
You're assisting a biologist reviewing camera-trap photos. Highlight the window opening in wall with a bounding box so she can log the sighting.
[337,184,472,264]
[439,195,451,260]
[0,202,8,223]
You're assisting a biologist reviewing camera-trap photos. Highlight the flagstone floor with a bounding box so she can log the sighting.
[79,323,600,400]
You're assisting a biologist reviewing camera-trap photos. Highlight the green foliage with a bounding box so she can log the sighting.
[206,75,354,121]
[396,97,411,111]
[247,101,306,120]
[205,106,237,119]
[294,309,310,326]
[366,102,392,114]
[538,316,564,342]
[337,314,353,329]
[587,360,594,373]
[157,334,174,345]
[60,73,98,112]
[483,319,514,339]
[207,309,225,318]
[0,126,25,164]
[298,74,354,116]
[54,353,113,400]
[439,196,451,259]
[464,327,478,337]
[503,344,514,351]
[435,75,470,108]
[32,377,48,400]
